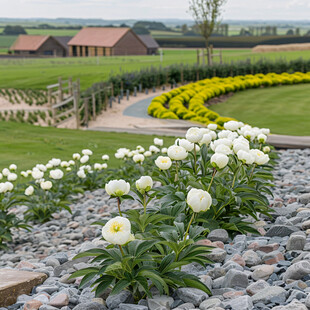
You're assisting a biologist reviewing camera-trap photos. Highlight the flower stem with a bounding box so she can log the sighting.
[207,168,217,192]
[143,194,147,215]
[184,213,195,241]
[175,161,179,182]
[249,164,257,181]
[118,245,125,256]
[117,197,122,216]
[193,145,197,173]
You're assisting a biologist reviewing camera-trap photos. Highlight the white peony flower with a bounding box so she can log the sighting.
[82,149,93,156]
[257,134,267,144]
[200,133,212,145]
[187,188,212,213]
[32,169,44,180]
[250,149,270,165]
[208,124,218,131]
[37,164,47,172]
[49,169,64,180]
[161,147,168,154]
[214,144,233,155]
[45,163,53,169]
[80,155,89,164]
[186,127,203,143]
[9,164,17,171]
[21,171,28,178]
[73,153,81,160]
[212,138,232,150]
[66,167,72,172]
[77,169,86,178]
[143,151,152,157]
[211,153,229,170]
[224,121,240,131]
[94,163,102,170]
[175,138,194,152]
[136,176,153,194]
[7,173,17,181]
[137,146,145,153]
[25,185,34,196]
[2,168,10,177]
[237,150,255,165]
[233,142,250,154]
[102,155,109,161]
[102,216,133,245]
[261,128,270,135]
[167,145,188,161]
[50,158,61,166]
[61,161,69,168]
[40,181,52,190]
[154,138,164,146]
[155,156,172,170]
[68,160,75,166]
[105,180,130,197]
[263,146,271,153]
[133,154,145,163]
[115,152,125,159]
[0,173,3,180]
[149,145,160,153]
[101,163,108,169]
[0,182,14,193]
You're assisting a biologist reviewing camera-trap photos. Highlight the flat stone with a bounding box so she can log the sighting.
[224,269,248,288]
[262,250,285,265]
[222,291,244,299]
[265,225,299,237]
[0,269,47,307]
[242,250,261,267]
[53,256,90,277]
[283,260,310,282]
[176,288,208,306]
[205,248,226,263]
[230,254,246,267]
[106,291,133,309]
[272,298,308,310]
[302,220,310,230]
[257,243,279,253]
[224,295,253,310]
[24,299,43,310]
[299,193,310,205]
[119,304,147,310]
[49,294,69,307]
[72,302,107,310]
[200,298,223,309]
[246,280,270,296]
[286,234,306,251]
[207,229,229,243]
[251,286,286,304]
[148,295,173,309]
[306,293,310,308]
[252,265,274,281]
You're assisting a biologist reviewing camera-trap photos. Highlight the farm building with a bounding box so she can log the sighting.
[138,35,159,55]
[67,27,148,57]
[10,35,69,57]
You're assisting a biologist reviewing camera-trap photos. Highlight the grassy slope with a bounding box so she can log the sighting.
[210,83,310,136]
[0,122,175,171]
[1,49,310,90]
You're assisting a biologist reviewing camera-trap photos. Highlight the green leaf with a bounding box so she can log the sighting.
[111,279,131,295]
[183,277,211,295]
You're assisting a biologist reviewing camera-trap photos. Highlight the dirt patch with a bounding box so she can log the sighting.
[205,92,234,107]
[253,43,310,53]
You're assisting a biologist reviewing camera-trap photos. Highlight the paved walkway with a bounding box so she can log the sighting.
[89,91,310,149]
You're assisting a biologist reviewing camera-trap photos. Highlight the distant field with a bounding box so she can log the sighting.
[151,30,183,38]
[0,35,17,48]
[1,48,310,90]
[25,28,79,36]
[210,84,310,136]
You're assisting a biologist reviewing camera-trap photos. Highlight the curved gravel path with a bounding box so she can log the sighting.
[1,148,310,310]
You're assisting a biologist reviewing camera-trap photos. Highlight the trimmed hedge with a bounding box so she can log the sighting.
[148,71,310,128]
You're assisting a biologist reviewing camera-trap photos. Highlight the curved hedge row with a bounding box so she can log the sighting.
[148,71,310,128]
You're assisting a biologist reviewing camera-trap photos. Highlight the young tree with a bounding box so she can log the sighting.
[189,0,227,64]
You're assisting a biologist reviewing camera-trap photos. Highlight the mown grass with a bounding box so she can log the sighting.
[1,49,310,90]
[210,83,310,136]
[0,122,175,171]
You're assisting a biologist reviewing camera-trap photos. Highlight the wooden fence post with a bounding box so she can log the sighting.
[197,49,200,65]
[47,88,52,107]
[92,93,96,120]
[84,98,89,126]
[73,90,79,129]
[104,92,108,111]
[111,83,114,98]
[68,77,73,96]
[220,49,223,65]
[58,77,63,102]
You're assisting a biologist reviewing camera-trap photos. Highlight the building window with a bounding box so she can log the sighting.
[72,46,77,57]
[103,47,106,56]
[95,47,97,56]
[79,46,83,56]
[85,46,89,57]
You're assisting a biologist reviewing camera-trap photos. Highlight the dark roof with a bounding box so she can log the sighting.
[10,35,49,51]
[68,27,132,47]
[54,36,72,51]
[138,35,159,49]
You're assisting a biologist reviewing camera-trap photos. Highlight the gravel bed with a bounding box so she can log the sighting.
[1,149,310,310]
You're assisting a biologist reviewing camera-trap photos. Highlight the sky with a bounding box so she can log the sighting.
[1,0,310,20]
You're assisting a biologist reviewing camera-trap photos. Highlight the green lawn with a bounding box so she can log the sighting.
[1,48,310,90]
[210,83,310,136]
[0,122,175,171]
[0,35,17,48]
